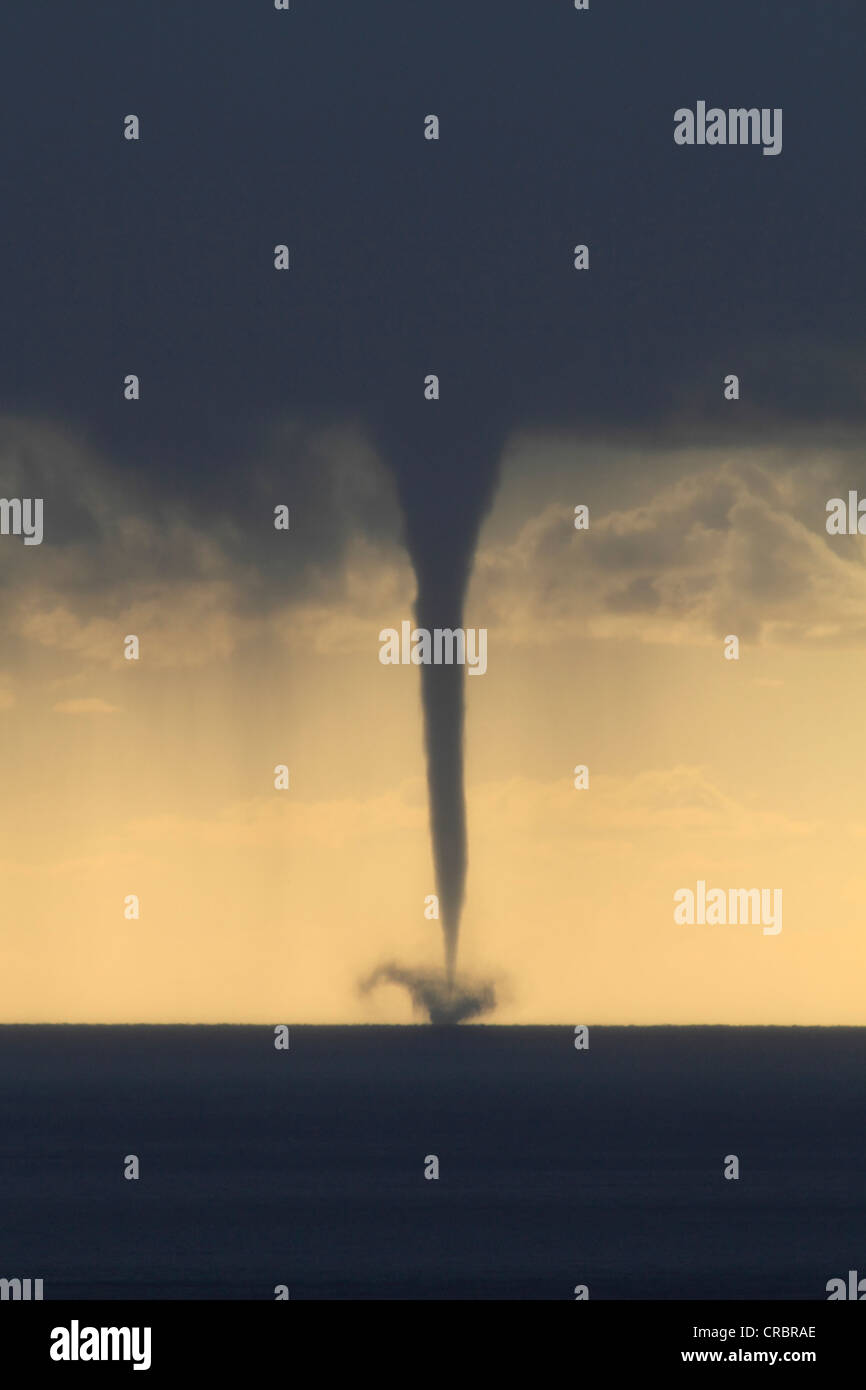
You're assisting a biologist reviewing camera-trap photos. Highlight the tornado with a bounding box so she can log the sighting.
[375,410,504,984]
[411,551,470,982]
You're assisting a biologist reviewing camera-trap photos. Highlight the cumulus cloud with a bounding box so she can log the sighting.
[6,415,866,670]
[471,766,815,842]
[472,445,866,648]
[0,413,406,668]
[52,697,119,714]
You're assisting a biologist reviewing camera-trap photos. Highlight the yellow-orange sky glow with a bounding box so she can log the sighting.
[2,418,865,1023]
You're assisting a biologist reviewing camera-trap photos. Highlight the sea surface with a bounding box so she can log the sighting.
[0,1025,863,1300]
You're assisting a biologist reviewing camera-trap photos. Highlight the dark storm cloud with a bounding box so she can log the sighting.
[2,0,864,476]
[1,5,863,608]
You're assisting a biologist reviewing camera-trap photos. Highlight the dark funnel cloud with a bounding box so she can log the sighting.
[360,962,496,1026]
[373,409,505,981]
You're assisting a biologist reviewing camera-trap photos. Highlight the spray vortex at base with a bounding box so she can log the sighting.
[360,962,497,1025]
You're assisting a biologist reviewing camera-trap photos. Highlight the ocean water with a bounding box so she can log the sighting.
[0,1025,863,1300]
